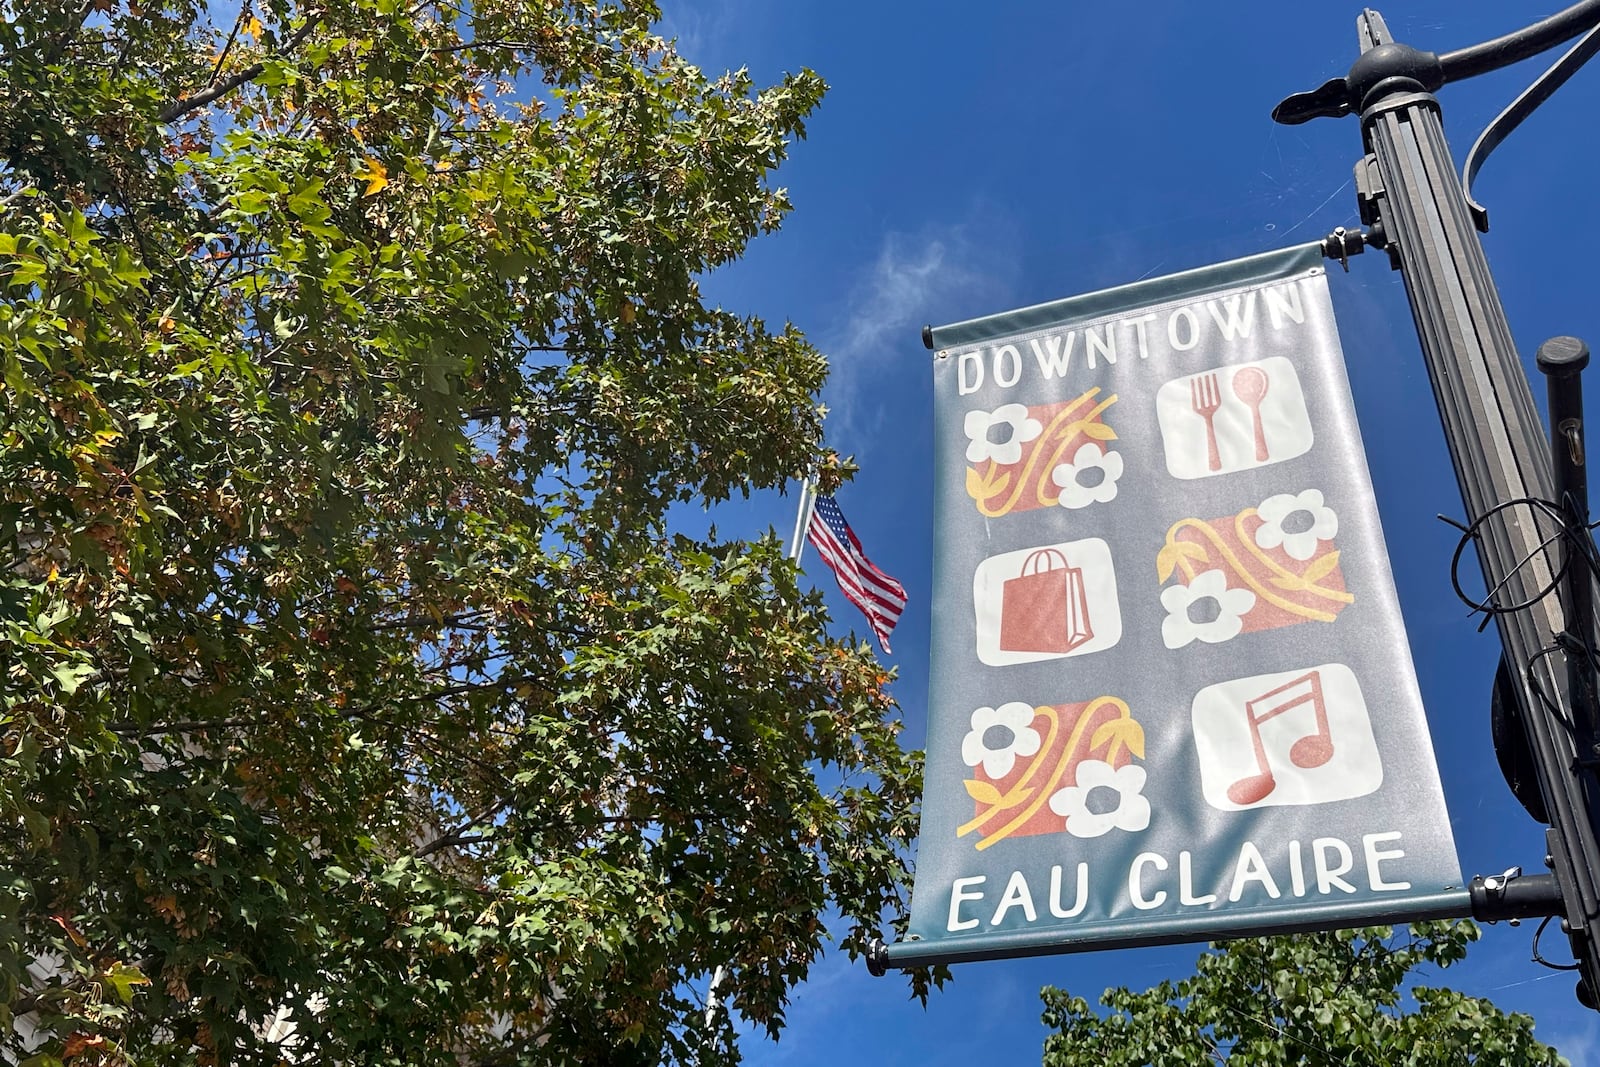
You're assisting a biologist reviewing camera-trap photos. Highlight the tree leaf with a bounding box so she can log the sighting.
[356,156,389,196]
[102,962,151,1005]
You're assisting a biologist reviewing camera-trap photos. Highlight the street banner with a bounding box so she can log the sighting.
[889,243,1466,968]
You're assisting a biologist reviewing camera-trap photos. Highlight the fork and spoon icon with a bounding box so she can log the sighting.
[1190,367,1271,472]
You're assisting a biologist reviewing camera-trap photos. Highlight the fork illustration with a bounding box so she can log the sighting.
[1190,372,1223,472]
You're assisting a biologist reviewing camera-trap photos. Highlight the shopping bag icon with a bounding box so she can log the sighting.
[998,549,1093,654]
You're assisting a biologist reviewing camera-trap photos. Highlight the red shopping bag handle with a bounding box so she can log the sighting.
[1019,548,1069,577]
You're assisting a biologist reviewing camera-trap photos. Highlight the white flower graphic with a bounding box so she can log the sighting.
[1050,443,1123,509]
[1161,568,1257,649]
[964,404,1043,465]
[1049,760,1150,838]
[1255,489,1338,562]
[961,702,1042,779]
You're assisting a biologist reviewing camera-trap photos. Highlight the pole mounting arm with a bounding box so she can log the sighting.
[1462,22,1600,231]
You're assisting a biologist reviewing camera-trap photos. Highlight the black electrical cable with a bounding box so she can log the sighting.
[1526,643,1582,738]
[1441,498,1575,623]
[1532,913,1585,971]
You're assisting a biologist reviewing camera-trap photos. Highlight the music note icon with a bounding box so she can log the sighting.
[1226,670,1333,805]
[1192,663,1380,811]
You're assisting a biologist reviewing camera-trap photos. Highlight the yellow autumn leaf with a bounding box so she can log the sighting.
[963,778,1003,806]
[356,156,388,196]
[241,14,263,39]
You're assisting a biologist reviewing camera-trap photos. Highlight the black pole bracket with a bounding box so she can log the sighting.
[1464,23,1600,232]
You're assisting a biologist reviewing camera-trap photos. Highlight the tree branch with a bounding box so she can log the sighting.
[11,953,161,1021]
[159,14,322,124]
[111,717,270,736]
[414,800,508,858]
[209,5,250,88]
[425,38,539,55]
[0,183,36,210]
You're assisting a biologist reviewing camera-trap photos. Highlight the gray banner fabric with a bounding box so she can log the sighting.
[891,243,1467,968]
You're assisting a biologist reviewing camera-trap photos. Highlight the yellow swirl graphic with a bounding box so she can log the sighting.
[1160,516,1348,622]
[960,697,1133,850]
[1232,510,1355,604]
[966,389,1119,517]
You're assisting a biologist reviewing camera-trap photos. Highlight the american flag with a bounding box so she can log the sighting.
[806,495,907,654]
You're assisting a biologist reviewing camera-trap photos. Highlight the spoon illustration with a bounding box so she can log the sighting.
[1231,366,1271,462]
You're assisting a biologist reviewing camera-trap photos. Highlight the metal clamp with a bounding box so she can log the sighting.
[1319,226,1367,272]
[1469,866,1564,925]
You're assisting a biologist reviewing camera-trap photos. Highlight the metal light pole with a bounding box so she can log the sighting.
[1276,2,1600,1006]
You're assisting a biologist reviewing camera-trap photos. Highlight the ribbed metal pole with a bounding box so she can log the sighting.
[1354,9,1600,1002]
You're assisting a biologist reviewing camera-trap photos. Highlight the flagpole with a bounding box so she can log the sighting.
[704,479,818,1056]
[788,480,817,564]
[701,964,726,1057]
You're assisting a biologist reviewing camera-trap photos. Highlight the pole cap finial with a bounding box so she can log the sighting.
[1538,336,1591,375]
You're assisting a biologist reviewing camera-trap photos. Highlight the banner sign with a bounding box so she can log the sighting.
[890,244,1466,968]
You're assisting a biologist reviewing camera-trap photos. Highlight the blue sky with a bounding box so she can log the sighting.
[659,1,1600,1062]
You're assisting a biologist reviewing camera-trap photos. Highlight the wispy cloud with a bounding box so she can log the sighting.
[821,216,1019,440]
[1541,1011,1597,1065]
[655,1,737,66]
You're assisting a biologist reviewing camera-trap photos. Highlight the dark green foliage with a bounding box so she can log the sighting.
[0,2,932,1062]
[1040,923,1566,1066]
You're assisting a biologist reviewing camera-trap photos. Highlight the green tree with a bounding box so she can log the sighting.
[1040,922,1566,1066]
[0,2,933,1063]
